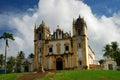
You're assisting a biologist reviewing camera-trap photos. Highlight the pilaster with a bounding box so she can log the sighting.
[34,24,38,71]
[73,37,77,69]
[82,24,89,69]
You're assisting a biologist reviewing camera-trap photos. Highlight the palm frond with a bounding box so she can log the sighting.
[3,32,15,40]
[0,36,4,39]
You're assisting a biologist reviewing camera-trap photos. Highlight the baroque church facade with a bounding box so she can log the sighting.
[33,16,98,71]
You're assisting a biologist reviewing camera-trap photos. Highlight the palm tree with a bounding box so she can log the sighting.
[103,44,112,58]
[0,32,15,73]
[111,42,118,51]
[16,51,25,72]
[17,51,25,59]
[103,41,120,67]
[111,42,120,66]
[28,53,34,58]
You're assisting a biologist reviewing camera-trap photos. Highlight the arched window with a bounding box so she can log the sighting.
[78,43,81,48]
[65,46,69,51]
[48,44,53,54]
[64,42,69,51]
[39,33,42,40]
[49,48,52,52]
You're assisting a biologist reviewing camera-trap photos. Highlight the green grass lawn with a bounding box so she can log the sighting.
[35,70,120,80]
[0,72,31,80]
[0,70,120,80]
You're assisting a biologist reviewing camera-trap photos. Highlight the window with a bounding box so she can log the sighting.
[49,48,52,52]
[65,46,69,51]
[78,43,81,48]
[39,33,41,40]
[64,43,69,52]
[79,60,82,65]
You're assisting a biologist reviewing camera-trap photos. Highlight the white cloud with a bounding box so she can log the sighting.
[0,0,120,60]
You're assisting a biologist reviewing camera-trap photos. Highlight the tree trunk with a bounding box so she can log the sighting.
[5,39,7,73]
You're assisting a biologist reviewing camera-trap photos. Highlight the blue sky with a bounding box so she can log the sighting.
[0,0,39,14]
[0,0,119,35]
[0,0,119,16]
[84,0,120,17]
[0,0,39,33]
[0,0,120,59]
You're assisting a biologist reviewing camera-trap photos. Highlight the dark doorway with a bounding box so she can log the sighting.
[24,66,29,72]
[108,64,113,70]
[56,58,63,70]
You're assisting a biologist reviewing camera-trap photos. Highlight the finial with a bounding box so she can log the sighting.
[69,31,71,36]
[57,25,59,28]
[42,20,45,24]
[41,20,46,27]
[34,23,37,29]
[79,15,81,19]
[73,18,75,24]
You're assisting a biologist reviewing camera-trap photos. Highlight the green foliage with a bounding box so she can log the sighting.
[7,56,15,73]
[28,53,34,58]
[0,54,4,68]
[99,59,105,65]
[103,44,112,57]
[0,32,15,47]
[103,41,120,66]
[17,51,25,59]
[16,51,25,72]
[35,70,120,80]
[0,32,15,40]
[0,32,15,73]
[111,42,118,51]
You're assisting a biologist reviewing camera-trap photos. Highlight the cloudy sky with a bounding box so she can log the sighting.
[0,0,120,60]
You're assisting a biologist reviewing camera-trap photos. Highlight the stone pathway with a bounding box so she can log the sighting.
[17,72,48,80]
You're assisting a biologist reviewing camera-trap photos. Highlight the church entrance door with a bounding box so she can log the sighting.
[56,58,63,70]
[24,66,29,72]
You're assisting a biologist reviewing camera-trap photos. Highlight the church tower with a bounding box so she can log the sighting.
[73,16,89,69]
[38,20,50,40]
[34,21,51,71]
[34,24,38,71]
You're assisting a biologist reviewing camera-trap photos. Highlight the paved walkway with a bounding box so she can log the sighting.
[17,72,48,80]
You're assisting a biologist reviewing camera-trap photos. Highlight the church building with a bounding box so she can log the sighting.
[34,16,99,71]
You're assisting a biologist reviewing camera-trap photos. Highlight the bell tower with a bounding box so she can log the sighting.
[34,21,51,71]
[37,20,50,40]
[34,24,38,71]
[72,18,76,37]
[72,16,89,69]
